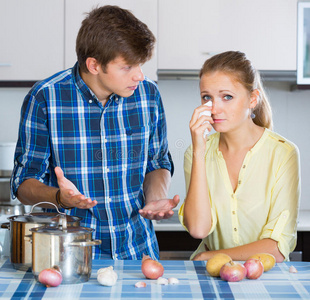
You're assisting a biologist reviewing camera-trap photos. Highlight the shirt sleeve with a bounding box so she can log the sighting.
[146,83,172,174]
[11,90,51,198]
[259,145,300,260]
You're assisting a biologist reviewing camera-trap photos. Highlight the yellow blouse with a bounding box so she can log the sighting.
[179,129,300,260]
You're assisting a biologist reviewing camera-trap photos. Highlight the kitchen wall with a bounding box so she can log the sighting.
[0,80,309,210]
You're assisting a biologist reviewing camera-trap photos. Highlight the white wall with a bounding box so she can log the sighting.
[0,81,309,210]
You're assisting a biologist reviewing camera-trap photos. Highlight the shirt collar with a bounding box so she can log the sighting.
[72,62,96,103]
[72,62,123,106]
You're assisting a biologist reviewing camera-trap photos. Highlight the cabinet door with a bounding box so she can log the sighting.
[65,0,158,81]
[0,0,64,81]
[158,0,297,71]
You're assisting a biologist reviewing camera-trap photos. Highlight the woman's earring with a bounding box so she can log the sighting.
[251,112,256,119]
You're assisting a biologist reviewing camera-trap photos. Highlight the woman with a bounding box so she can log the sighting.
[179,51,300,262]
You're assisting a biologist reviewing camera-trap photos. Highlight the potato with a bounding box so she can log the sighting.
[247,253,276,272]
[206,253,232,277]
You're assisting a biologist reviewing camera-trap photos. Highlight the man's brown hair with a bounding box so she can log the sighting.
[76,5,155,73]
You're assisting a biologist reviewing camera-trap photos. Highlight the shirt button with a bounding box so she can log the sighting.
[238,180,241,184]
[107,197,111,203]
[231,194,234,198]
[104,138,108,143]
[112,226,115,232]
[232,211,236,215]
[243,165,246,168]
[115,253,118,258]
[234,228,237,231]
[89,99,93,104]
[106,168,110,173]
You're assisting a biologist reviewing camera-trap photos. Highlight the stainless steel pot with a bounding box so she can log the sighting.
[0,202,82,270]
[31,225,101,284]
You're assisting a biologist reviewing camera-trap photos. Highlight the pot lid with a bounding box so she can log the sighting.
[8,212,82,224]
[30,225,94,235]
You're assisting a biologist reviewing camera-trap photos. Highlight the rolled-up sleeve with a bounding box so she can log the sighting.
[11,91,51,198]
[146,87,172,174]
[259,146,300,260]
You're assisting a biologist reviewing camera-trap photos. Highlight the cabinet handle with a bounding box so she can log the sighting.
[0,63,12,67]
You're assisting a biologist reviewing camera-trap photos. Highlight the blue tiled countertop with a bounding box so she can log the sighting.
[0,258,309,299]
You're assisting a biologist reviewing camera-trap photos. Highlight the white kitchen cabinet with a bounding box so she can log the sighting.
[158,0,297,71]
[0,0,64,81]
[65,0,158,81]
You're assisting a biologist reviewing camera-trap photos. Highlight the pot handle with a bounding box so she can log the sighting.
[65,239,102,247]
[25,202,68,231]
[0,222,9,230]
[25,201,66,216]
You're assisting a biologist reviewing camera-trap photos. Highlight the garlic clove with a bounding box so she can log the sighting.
[168,277,179,285]
[289,265,298,273]
[135,281,147,288]
[156,277,169,285]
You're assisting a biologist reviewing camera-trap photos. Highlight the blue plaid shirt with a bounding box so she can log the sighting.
[11,63,172,260]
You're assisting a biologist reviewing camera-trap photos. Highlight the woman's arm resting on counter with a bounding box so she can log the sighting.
[192,238,285,263]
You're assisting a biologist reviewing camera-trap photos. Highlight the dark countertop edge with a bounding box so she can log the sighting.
[0,81,36,88]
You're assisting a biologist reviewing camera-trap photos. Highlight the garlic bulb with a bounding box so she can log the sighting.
[97,266,118,286]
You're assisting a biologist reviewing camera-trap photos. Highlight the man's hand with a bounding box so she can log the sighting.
[138,195,180,220]
[55,166,97,209]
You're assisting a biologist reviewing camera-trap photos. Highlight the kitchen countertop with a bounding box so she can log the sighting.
[153,209,310,232]
[0,258,309,299]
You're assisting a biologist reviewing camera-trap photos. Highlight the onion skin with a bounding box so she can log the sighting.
[220,261,247,282]
[38,267,62,287]
[141,254,164,279]
[244,259,264,279]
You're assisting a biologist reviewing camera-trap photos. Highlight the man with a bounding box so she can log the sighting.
[11,5,179,260]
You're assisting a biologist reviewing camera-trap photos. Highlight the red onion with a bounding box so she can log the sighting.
[220,261,247,282]
[38,267,62,287]
[141,254,164,279]
[244,259,264,279]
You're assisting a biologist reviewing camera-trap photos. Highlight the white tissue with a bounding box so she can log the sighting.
[199,101,212,138]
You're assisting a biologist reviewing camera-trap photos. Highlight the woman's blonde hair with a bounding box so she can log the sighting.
[199,51,273,130]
